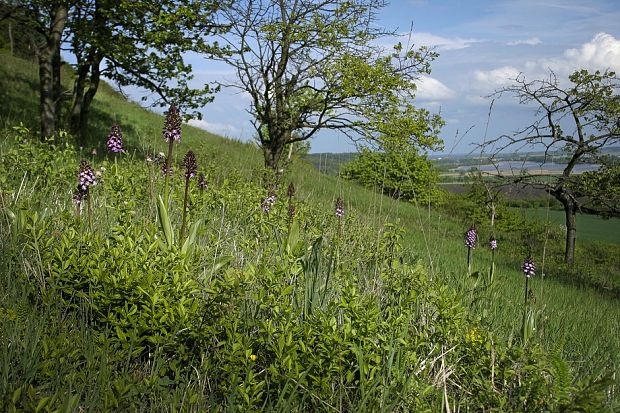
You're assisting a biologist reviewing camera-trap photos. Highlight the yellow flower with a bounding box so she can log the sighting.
[249,354,257,361]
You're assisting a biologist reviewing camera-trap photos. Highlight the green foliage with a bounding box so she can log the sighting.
[1,53,618,410]
[341,147,443,205]
[571,164,620,218]
[215,0,442,169]
[464,177,527,232]
[486,69,620,264]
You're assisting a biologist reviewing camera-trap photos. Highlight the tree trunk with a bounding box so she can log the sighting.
[563,201,577,265]
[263,144,282,170]
[38,4,68,140]
[79,53,102,145]
[8,23,13,56]
[70,52,102,146]
[39,45,55,139]
[70,63,89,137]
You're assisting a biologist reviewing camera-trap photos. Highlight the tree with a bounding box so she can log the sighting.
[2,1,75,139]
[67,0,226,145]
[341,144,443,205]
[2,0,225,143]
[485,69,620,265]
[214,0,442,171]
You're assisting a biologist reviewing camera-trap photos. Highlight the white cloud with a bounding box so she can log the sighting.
[416,76,456,100]
[471,33,620,95]
[412,32,482,51]
[507,37,542,46]
[188,118,241,136]
[557,32,620,72]
[473,66,521,89]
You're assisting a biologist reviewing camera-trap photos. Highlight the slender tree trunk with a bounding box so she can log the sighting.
[563,201,577,266]
[8,23,13,56]
[52,40,62,126]
[78,53,102,146]
[39,46,55,139]
[38,4,68,140]
[70,62,89,136]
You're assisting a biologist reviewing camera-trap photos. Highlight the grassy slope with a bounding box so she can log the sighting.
[513,207,620,245]
[2,51,620,403]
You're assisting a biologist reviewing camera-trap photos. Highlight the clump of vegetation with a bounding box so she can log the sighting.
[1,118,612,410]
[341,146,443,205]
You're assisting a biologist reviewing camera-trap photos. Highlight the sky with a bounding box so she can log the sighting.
[128,0,620,155]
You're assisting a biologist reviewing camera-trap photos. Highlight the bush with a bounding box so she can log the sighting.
[341,147,443,205]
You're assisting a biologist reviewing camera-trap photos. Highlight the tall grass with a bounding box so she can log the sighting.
[1,50,619,409]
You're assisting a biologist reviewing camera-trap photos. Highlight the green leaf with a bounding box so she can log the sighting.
[35,396,50,412]
[181,219,201,257]
[213,255,234,273]
[157,195,174,248]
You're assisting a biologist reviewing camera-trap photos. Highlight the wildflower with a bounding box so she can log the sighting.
[489,237,497,250]
[287,182,296,198]
[261,190,276,214]
[161,162,173,177]
[183,150,197,179]
[335,197,344,218]
[464,226,477,249]
[249,354,257,361]
[522,256,536,278]
[197,173,208,190]
[266,191,276,205]
[72,185,88,205]
[78,160,96,190]
[106,124,124,153]
[288,203,296,219]
[163,105,182,143]
[155,152,166,164]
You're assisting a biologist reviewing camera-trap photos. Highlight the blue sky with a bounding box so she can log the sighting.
[131,0,620,154]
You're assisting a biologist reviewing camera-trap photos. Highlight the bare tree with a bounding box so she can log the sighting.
[484,69,620,265]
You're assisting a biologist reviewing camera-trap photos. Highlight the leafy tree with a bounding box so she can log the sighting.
[341,145,443,205]
[2,0,75,139]
[67,0,227,144]
[213,0,442,171]
[485,69,620,264]
[2,0,226,143]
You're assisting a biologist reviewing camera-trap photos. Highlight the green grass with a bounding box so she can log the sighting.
[1,50,620,410]
[512,207,620,245]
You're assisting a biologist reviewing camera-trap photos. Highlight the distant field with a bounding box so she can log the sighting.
[512,207,620,244]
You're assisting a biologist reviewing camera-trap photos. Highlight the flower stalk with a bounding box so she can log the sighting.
[77,160,96,229]
[464,225,477,275]
[335,196,344,239]
[163,105,182,203]
[521,255,537,344]
[180,150,197,243]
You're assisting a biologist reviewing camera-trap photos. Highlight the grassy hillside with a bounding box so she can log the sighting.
[1,51,619,410]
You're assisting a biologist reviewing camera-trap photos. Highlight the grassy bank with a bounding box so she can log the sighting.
[1,50,619,410]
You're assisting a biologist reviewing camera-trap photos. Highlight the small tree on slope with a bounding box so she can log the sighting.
[484,69,620,265]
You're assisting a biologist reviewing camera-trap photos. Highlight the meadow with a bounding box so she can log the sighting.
[1,51,619,411]
[512,207,620,245]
